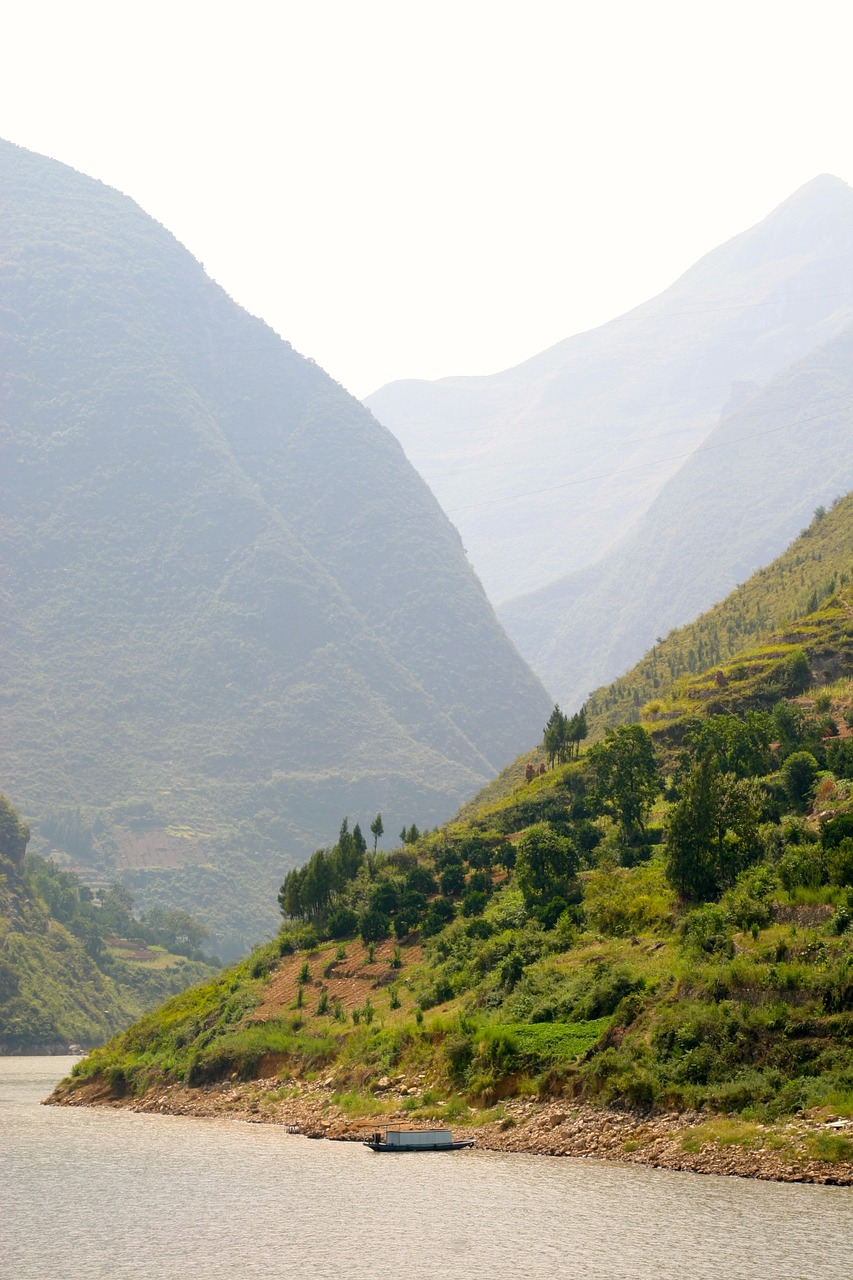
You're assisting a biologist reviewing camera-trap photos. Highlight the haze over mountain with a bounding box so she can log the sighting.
[0,139,551,956]
[501,320,853,709]
[366,175,853,607]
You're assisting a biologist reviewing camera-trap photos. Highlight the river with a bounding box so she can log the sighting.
[2,1057,851,1279]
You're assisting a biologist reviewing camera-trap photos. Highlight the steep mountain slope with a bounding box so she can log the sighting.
[0,140,550,955]
[366,175,853,604]
[583,490,853,734]
[501,329,853,709]
[55,582,853,1179]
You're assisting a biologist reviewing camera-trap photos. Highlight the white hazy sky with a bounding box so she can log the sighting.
[2,1,852,398]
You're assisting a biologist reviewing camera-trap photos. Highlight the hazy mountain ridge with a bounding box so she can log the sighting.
[366,174,853,606]
[0,140,551,956]
[501,321,853,709]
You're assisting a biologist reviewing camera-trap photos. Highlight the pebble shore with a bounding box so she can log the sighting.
[49,1073,853,1185]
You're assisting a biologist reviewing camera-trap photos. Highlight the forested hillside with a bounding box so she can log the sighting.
[0,139,550,957]
[60,549,853,1169]
[586,491,853,732]
[0,794,218,1051]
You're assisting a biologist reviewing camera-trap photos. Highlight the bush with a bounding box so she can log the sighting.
[327,906,358,939]
[583,863,675,937]
[826,739,853,779]
[722,865,777,931]
[359,909,390,944]
[780,649,811,695]
[681,904,734,957]
[781,752,820,811]
[777,842,827,892]
[828,839,853,888]
[822,812,853,850]
[421,898,455,937]
[461,890,489,918]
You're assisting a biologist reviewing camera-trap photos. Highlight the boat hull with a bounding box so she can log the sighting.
[364,1139,475,1152]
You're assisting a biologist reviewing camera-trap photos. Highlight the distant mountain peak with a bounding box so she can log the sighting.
[0,139,551,957]
[367,175,853,605]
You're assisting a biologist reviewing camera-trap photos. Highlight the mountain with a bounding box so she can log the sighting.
[53,573,853,1176]
[0,793,218,1052]
[365,175,853,606]
[501,324,853,709]
[582,489,853,734]
[0,140,551,957]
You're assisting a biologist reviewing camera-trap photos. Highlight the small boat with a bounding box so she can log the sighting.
[364,1125,475,1153]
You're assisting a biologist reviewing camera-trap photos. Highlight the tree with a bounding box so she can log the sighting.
[567,706,588,759]
[439,861,466,897]
[151,908,209,954]
[685,711,773,779]
[514,822,579,907]
[588,725,661,846]
[543,705,569,768]
[278,866,304,919]
[665,756,762,901]
[370,812,384,853]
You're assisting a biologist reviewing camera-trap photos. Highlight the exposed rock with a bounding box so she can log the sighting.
[48,1075,853,1185]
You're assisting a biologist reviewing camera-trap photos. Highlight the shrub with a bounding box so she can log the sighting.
[829,839,853,888]
[826,739,853,779]
[777,843,827,892]
[781,752,820,811]
[822,812,853,850]
[461,890,489,918]
[681,904,734,957]
[359,909,390,944]
[583,862,675,937]
[780,649,811,695]
[327,906,358,939]
[722,865,777,931]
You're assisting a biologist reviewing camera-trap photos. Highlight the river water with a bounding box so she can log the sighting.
[2,1058,851,1280]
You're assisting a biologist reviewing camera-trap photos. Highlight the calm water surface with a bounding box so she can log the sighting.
[2,1057,851,1279]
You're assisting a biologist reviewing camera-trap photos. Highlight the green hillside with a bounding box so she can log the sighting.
[0,795,218,1052]
[587,492,853,734]
[58,570,853,1159]
[0,139,550,958]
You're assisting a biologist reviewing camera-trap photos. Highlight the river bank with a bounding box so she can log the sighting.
[48,1072,853,1185]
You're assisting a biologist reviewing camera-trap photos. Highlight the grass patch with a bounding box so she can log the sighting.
[505,1018,610,1065]
[332,1090,384,1118]
[806,1131,853,1163]
[680,1118,764,1154]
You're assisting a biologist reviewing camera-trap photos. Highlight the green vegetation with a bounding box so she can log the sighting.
[0,795,219,1051]
[588,494,853,733]
[56,501,853,1148]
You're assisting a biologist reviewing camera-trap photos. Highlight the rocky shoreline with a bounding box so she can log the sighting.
[48,1074,853,1185]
